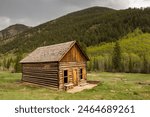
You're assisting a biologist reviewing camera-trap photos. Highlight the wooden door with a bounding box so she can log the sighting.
[73,69,78,86]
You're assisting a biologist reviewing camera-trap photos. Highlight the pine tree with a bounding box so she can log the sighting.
[3,58,7,69]
[112,41,121,72]
[14,54,22,73]
[129,56,132,73]
[6,58,11,69]
[142,55,148,73]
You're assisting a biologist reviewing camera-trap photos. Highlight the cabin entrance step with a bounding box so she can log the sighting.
[79,82,88,87]
[64,83,74,91]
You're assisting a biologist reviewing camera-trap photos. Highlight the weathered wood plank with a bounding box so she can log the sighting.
[23,75,58,81]
[23,76,58,84]
[22,62,59,89]
[23,78,58,85]
[23,72,58,77]
[24,69,56,72]
[23,62,58,67]
[22,80,58,88]
[61,44,87,62]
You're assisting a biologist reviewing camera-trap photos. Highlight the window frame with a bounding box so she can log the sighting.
[64,70,68,84]
[79,68,83,80]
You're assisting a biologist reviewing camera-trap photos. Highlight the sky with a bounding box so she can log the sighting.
[0,0,150,30]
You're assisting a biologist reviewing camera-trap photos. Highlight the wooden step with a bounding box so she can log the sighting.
[79,82,88,86]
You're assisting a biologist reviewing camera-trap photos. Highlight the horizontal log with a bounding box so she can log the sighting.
[22,80,58,88]
[23,72,58,77]
[23,74,58,80]
[59,67,85,69]
[59,62,85,65]
[23,67,58,71]
[23,80,58,86]
[24,81,58,88]
[23,75,58,81]
[23,81,58,90]
[59,64,85,66]
[23,74,58,81]
[23,63,58,67]
[23,78,58,85]
[60,64,86,66]
[23,70,58,74]
[23,71,58,75]
[23,69,58,72]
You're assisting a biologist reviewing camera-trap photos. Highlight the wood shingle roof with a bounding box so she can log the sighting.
[20,41,89,63]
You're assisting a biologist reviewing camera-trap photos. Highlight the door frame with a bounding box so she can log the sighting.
[73,68,78,86]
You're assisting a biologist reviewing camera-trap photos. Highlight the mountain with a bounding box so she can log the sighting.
[0,7,150,54]
[0,7,114,54]
[0,24,30,41]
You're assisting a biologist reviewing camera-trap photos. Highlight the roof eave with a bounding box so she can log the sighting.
[20,61,58,64]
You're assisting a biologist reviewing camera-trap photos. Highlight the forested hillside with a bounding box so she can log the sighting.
[0,7,150,73]
[87,29,150,73]
[0,7,150,54]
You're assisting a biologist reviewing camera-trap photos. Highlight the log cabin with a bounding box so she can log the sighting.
[20,41,89,90]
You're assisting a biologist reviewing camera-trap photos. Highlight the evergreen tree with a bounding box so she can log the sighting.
[14,54,22,73]
[3,58,7,69]
[112,41,121,72]
[128,55,132,73]
[142,55,148,73]
[6,58,11,69]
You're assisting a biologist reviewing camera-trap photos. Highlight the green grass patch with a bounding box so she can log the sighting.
[0,71,150,100]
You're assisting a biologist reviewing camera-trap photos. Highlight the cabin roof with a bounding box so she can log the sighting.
[20,41,89,63]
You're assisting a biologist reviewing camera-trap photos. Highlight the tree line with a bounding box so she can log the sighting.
[87,29,150,73]
[0,54,22,73]
[87,47,150,73]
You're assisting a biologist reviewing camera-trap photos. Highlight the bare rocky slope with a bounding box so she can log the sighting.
[0,24,30,41]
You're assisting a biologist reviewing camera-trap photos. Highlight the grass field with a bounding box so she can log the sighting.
[0,71,150,100]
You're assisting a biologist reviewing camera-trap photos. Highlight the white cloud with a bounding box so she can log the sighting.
[13,18,41,27]
[91,0,130,9]
[0,0,150,30]
[129,0,150,8]
[0,17,41,30]
[0,17,11,30]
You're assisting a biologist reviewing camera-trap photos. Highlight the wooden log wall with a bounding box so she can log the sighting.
[58,44,88,89]
[59,62,87,89]
[22,62,59,88]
